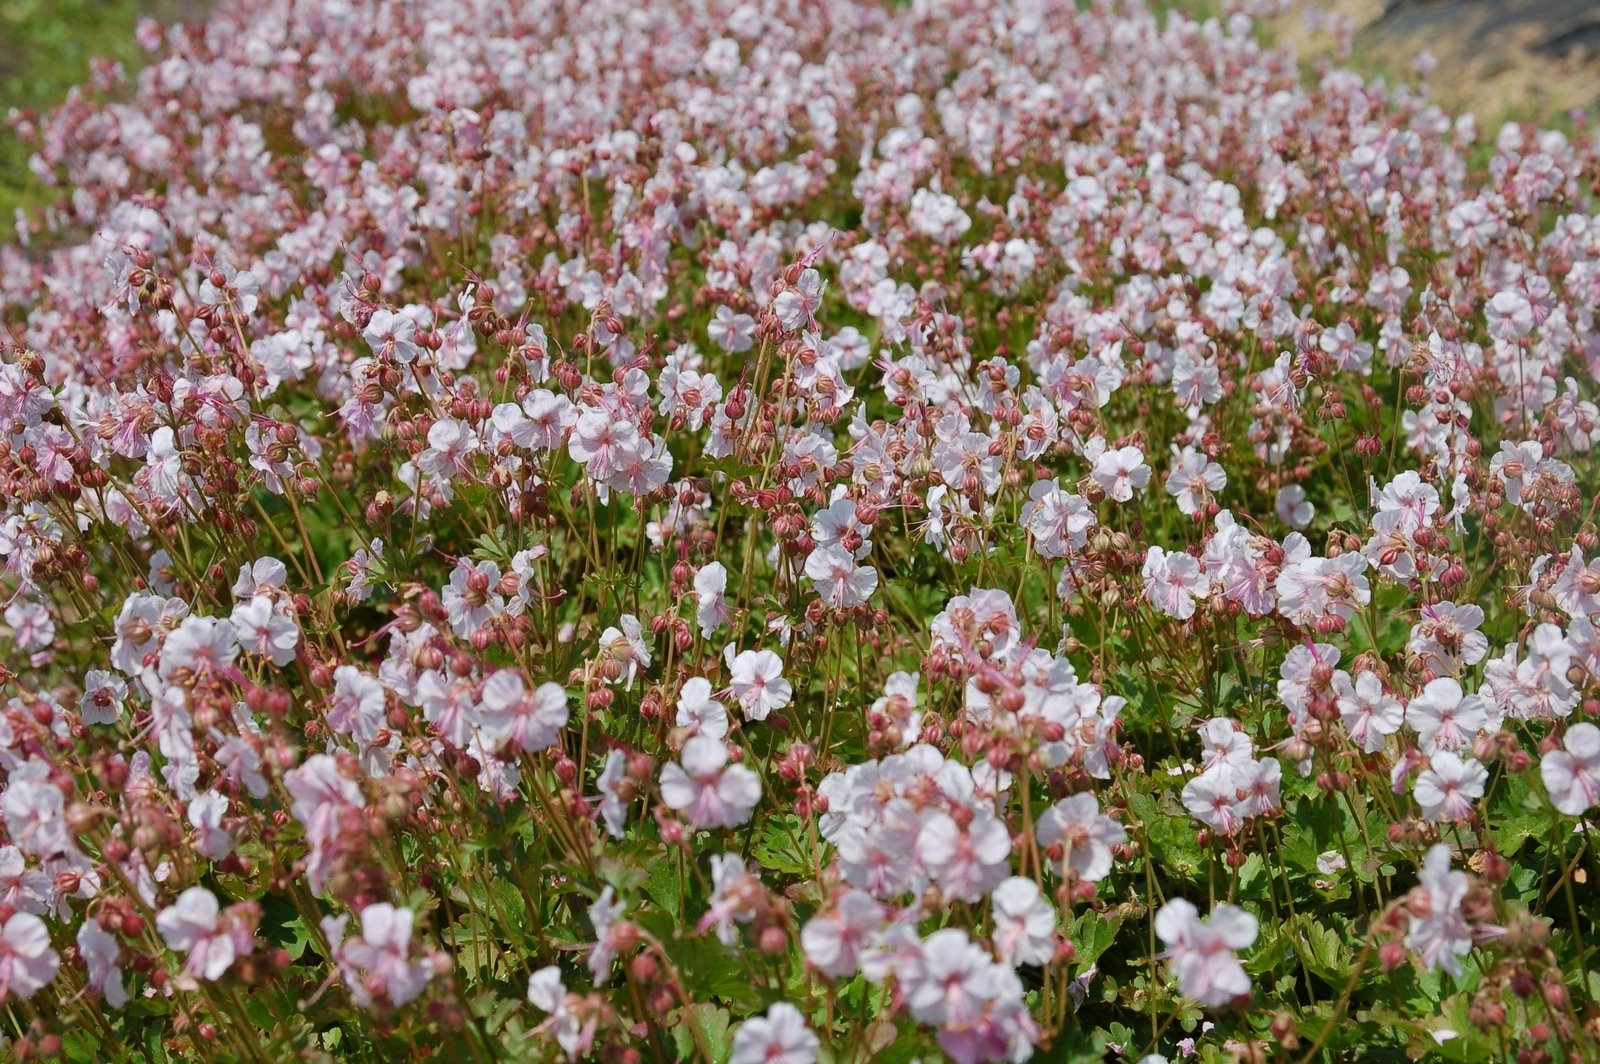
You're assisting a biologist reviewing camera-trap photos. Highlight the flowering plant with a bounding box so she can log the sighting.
[0,0,1598,1061]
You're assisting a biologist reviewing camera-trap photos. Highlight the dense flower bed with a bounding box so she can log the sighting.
[1,0,1599,1060]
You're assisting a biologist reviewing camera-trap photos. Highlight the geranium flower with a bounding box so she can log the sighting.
[1414,751,1488,823]
[804,544,879,608]
[1154,900,1257,1008]
[1541,722,1600,815]
[730,1002,819,1064]
[659,736,762,828]
[1035,792,1126,881]
[322,903,433,1008]
[157,888,243,982]
[694,561,731,636]
[0,912,59,1001]
[675,677,730,739]
[1403,845,1474,977]
[801,889,884,978]
[990,877,1057,966]
[725,648,793,721]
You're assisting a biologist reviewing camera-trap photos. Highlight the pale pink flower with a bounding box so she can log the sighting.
[586,887,625,985]
[772,268,824,331]
[442,559,505,639]
[230,596,300,666]
[1035,792,1126,882]
[700,853,761,945]
[1406,678,1494,754]
[1155,900,1257,1008]
[77,920,127,1008]
[527,967,589,1059]
[1403,845,1474,977]
[1275,485,1313,528]
[801,889,884,978]
[1335,671,1404,753]
[990,877,1057,966]
[730,1002,819,1064]
[4,602,54,651]
[363,308,421,362]
[595,749,631,839]
[157,887,239,982]
[694,561,731,637]
[188,790,233,862]
[1541,722,1600,815]
[1020,478,1094,558]
[708,306,756,352]
[659,736,762,828]
[597,615,651,689]
[804,544,879,608]
[0,912,59,1001]
[231,557,288,598]
[1414,752,1488,822]
[1182,766,1244,835]
[1143,546,1208,621]
[79,670,127,725]
[1165,449,1226,516]
[479,672,569,754]
[1089,442,1151,502]
[675,677,729,740]
[1407,602,1488,673]
[916,809,1011,901]
[725,648,793,721]
[324,903,433,1008]
[1551,547,1600,618]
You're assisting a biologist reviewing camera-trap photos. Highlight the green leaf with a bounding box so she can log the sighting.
[644,853,684,920]
[1070,909,1123,968]
[751,815,812,877]
[1284,913,1351,986]
[671,1003,733,1064]
[633,911,764,1007]
[60,1027,102,1064]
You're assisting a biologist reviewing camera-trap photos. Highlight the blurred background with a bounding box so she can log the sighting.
[1268,0,1600,120]
[4,0,1600,218]
[0,0,197,216]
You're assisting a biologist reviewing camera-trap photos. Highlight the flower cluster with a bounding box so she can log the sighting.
[0,0,1598,1059]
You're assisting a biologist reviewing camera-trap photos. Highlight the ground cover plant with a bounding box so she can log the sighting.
[1,0,1599,1060]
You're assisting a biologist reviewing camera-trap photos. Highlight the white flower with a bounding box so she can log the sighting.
[230,596,300,666]
[527,967,586,1059]
[1089,442,1151,502]
[1276,485,1313,528]
[990,877,1057,966]
[1414,752,1488,823]
[694,561,731,637]
[586,887,624,985]
[79,670,128,726]
[725,648,793,721]
[596,749,631,838]
[324,903,433,1008]
[1404,845,1474,977]
[156,887,238,982]
[0,911,60,1001]
[1143,546,1208,621]
[804,544,879,608]
[676,676,730,739]
[1155,900,1257,1008]
[1035,792,1126,882]
[1165,448,1226,516]
[730,1002,819,1064]
[801,890,883,978]
[659,736,762,829]
[1541,722,1600,815]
